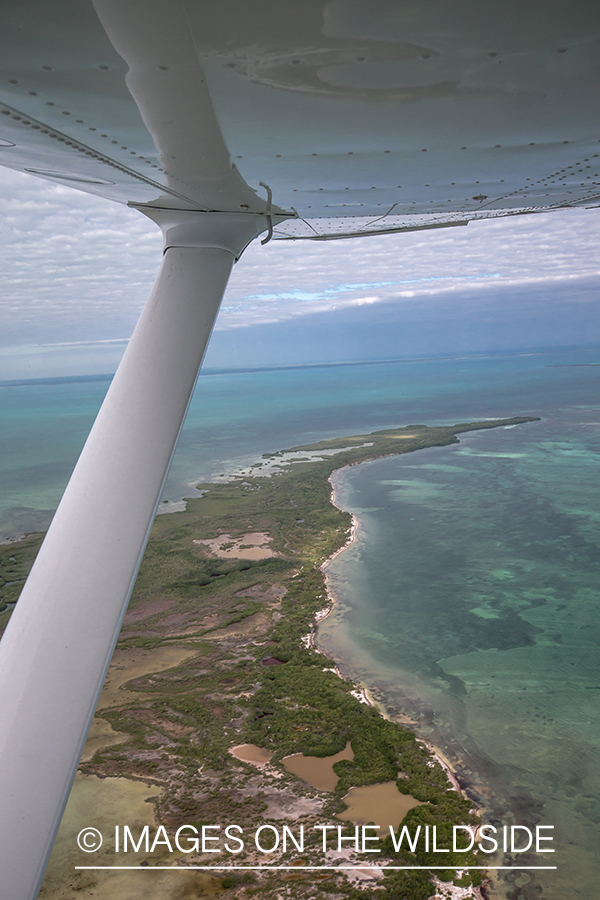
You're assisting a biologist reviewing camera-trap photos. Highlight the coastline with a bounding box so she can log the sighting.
[298,471,359,651]
[313,418,585,900]
[319,464,467,801]
[10,418,539,900]
[314,458,489,900]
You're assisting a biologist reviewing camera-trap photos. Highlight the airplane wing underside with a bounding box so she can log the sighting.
[0,0,599,234]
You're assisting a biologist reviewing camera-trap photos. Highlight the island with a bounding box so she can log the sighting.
[0,417,539,900]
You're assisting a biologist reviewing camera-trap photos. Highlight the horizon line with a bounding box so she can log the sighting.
[3,344,600,388]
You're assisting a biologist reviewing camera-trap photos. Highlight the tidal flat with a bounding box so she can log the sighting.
[0,417,537,900]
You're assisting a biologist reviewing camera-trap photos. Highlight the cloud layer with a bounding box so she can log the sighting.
[1,166,600,376]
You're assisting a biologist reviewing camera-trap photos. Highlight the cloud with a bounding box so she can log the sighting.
[1,165,600,372]
[222,206,600,331]
[0,168,162,346]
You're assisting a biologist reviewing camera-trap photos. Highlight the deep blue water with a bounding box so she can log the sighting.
[1,349,599,899]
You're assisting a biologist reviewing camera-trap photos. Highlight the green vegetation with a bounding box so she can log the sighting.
[0,534,43,618]
[5,417,538,899]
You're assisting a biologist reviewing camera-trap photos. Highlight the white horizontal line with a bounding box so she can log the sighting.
[75,865,557,871]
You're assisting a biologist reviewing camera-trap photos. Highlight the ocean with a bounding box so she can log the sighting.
[1,349,599,898]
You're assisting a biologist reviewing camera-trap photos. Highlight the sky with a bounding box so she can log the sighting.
[1,166,600,379]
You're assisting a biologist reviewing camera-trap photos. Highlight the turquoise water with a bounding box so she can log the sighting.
[3,348,598,539]
[0,377,108,537]
[1,350,599,898]
[319,407,600,900]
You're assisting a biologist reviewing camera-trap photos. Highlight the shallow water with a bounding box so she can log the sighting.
[318,408,600,899]
[230,743,274,766]
[42,774,222,899]
[282,741,354,791]
[2,351,600,897]
[337,781,424,836]
[2,348,599,539]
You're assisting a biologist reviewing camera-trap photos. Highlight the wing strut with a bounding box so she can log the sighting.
[0,210,265,900]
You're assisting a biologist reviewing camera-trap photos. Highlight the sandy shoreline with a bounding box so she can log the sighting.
[315,473,488,900]
[318,464,474,806]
